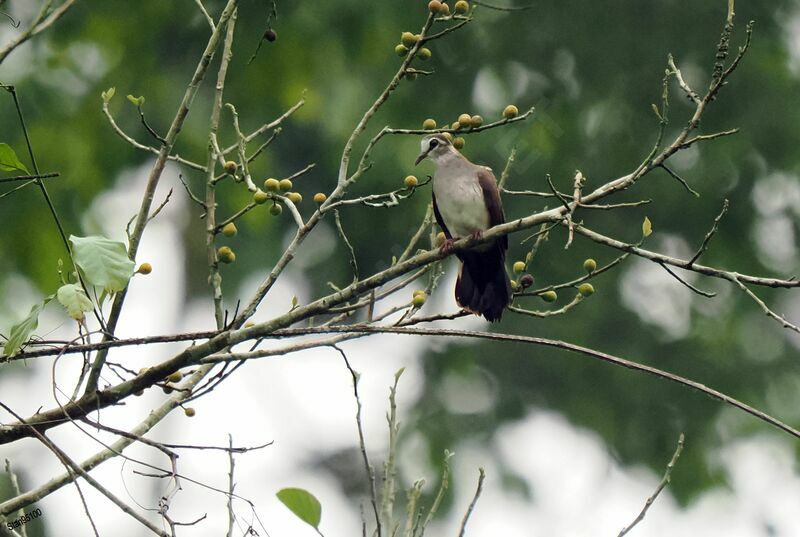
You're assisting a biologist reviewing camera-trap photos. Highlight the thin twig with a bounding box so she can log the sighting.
[226,434,236,537]
[457,468,485,537]
[335,346,382,537]
[471,0,534,11]
[335,210,359,282]
[0,172,59,183]
[689,198,729,265]
[618,434,685,537]
[659,165,700,197]
[194,0,215,30]
[658,263,716,298]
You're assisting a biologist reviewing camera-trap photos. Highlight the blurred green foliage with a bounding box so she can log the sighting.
[1,0,800,508]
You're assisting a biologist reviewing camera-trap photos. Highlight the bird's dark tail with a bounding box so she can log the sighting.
[455,241,512,322]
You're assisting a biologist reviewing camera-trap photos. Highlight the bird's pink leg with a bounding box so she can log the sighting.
[439,238,457,254]
[469,230,483,241]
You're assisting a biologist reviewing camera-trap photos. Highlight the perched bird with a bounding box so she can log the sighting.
[415,134,511,321]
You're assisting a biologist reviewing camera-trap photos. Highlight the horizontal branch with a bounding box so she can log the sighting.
[0,172,59,183]
[261,325,800,440]
[384,106,534,136]
[573,225,798,288]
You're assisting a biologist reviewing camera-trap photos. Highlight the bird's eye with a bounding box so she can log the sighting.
[429,139,439,149]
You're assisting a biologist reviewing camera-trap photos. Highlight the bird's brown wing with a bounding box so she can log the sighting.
[431,192,453,239]
[476,167,507,250]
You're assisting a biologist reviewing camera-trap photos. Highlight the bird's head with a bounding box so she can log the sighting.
[415,134,455,165]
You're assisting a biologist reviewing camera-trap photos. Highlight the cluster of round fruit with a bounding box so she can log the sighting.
[395,31,431,60]
[510,258,598,302]
[258,177,301,209]
[418,105,518,150]
[428,0,470,15]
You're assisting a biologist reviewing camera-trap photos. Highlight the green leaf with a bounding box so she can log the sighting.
[0,143,29,174]
[56,283,94,321]
[651,103,662,120]
[276,488,322,529]
[642,216,653,237]
[126,94,145,106]
[3,298,51,357]
[70,235,136,292]
[101,86,116,103]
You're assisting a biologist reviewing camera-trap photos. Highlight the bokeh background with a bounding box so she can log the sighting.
[2,0,800,535]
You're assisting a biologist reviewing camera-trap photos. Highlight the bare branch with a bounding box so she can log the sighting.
[457,468,486,537]
[618,434,685,537]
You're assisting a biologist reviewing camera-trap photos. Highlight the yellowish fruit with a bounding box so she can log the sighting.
[541,290,558,302]
[224,160,238,174]
[264,178,280,192]
[279,179,293,192]
[166,371,183,383]
[578,283,595,297]
[222,222,237,237]
[313,192,327,204]
[184,407,196,417]
[270,203,283,216]
[217,246,236,264]
[453,137,465,149]
[435,231,446,247]
[503,104,519,119]
[458,113,472,126]
[513,261,526,274]
[412,293,427,307]
[413,289,427,298]
[253,190,269,204]
[136,262,152,275]
[583,258,597,273]
[404,175,419,188]
[455,0,469,13]
[510,280,519,291]
[428,0,443,13]
[287,192,303,204]
[395,44,409,57]
[418,47,432,60]
[439,2,450,14]
[451,121,462,131]
[401,32,418,47]
[422,118,437,130]
[470,115,483,128]
[442,132,453,141]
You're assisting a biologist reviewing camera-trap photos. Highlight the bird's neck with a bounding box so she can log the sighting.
[431,148,466,169]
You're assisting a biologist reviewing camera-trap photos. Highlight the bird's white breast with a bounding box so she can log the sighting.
[432,157,490,238]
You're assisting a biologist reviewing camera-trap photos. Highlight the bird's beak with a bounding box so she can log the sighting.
[414,150,428,166]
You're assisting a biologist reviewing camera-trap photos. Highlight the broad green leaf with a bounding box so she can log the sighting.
[0,143,29,174]
[70,235,136,292]
[642,216,653,238]
[3,298,50,357]
[56,283,94,321]
[276,488,322,529]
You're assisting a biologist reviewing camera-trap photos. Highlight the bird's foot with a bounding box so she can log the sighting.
[469,230,483,241]
[439,238,457,254]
